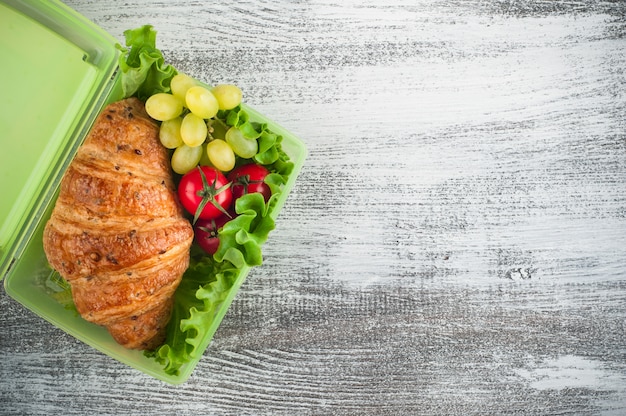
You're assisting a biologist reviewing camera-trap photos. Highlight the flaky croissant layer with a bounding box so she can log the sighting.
[43,98,193,350]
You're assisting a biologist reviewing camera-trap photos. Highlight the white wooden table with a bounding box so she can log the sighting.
[2,0,625,414]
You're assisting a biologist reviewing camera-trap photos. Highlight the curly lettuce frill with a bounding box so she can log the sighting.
[117,26,296,376]
[146,191,278,375]
[146,256,238,375]
[218,106,292,167]
[116,25,177,101]
[144,107,293,376]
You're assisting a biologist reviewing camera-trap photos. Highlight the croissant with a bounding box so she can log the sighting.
[43,97,194,350]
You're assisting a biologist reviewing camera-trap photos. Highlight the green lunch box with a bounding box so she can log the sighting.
[0,0,306,384]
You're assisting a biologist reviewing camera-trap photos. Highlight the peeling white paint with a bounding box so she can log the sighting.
[517,355,626,391]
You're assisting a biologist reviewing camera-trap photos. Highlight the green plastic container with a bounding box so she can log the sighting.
[0,0,306,384]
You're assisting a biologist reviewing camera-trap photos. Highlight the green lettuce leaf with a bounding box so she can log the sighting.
[146,192,277,375]
[146,257,239,375]
[214,193,275,268]
[116,25,177,100]
[111,26,295,377]
[218,106,290,167]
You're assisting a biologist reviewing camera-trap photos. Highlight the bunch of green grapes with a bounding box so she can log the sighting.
[144,74,256,174]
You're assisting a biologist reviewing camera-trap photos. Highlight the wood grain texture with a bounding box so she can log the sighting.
[2,0,625,414]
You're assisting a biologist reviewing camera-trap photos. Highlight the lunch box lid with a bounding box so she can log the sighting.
[0,0,121,279]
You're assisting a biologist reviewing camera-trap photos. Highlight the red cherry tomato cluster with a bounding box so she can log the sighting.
[177,163,271,254]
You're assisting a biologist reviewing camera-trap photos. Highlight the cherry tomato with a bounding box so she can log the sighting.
[227,163,272,203]
[178,166,232,222]
[194,214,230,255]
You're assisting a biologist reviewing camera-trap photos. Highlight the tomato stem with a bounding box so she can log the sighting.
[192,166,232,224]
[235,174,265,195]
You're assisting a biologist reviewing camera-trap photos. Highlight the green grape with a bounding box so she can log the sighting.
[186,86,219,119]
[198,143,212,166]
[145,93,183,121]
[180,113,208,147]
[206,139,235,172]
[171,144,203,175]
[159,117,183,149]
[170,73,197,102]
[212,84,242,110]
[225,126,258,158]
[208,119,228,141]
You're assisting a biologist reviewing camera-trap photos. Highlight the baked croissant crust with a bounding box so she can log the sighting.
[43,97,193,350]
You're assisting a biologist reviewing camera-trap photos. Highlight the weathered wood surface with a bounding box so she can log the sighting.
[2,0,625,414]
